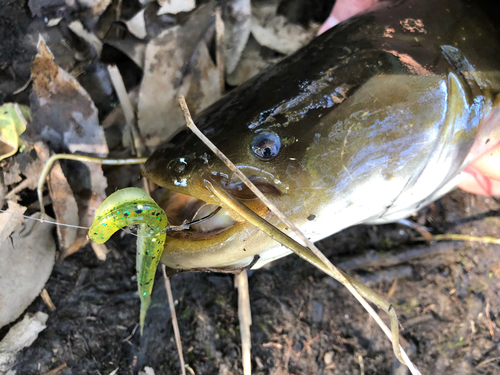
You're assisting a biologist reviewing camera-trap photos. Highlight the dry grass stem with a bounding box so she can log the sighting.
[162,264,187,375]
[107,65,147,157]
[40,288,56,312]
[178,94,420,374]
[416,233,500,245]
[90,242,109,261]
[42,362,68,375]
[235,270,252,375]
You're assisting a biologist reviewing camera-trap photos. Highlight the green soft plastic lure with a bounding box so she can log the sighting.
[89,187,168,332]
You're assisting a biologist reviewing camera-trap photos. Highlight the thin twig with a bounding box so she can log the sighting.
[42,362,67,375]
[235,270,252,375]
[107,65,147,157]
[477,355,500,368]
[40,288,56,312]
[178,94,420,374]
[162,264,186,375]
[415,233,500,245]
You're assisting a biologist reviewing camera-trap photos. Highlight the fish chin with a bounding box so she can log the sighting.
[156,174,289,271]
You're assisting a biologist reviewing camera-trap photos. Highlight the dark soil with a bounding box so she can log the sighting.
[12,190,500,375]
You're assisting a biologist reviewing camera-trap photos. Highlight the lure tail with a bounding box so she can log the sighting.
[89,188,168,333]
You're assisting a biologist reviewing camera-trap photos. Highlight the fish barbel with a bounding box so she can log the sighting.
[143,0,500,271]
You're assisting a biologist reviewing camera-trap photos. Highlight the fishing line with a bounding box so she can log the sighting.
[0,209,90,229]
[0,209,152,238]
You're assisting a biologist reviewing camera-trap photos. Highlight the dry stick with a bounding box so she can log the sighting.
[162,265,187,375]
[107,65,147,159]
[42,362,68,375]
[416,234,500,245]
[107,64,150,195]
[235,270,252,375]
[40,288,56,312]
[178,94,420,374]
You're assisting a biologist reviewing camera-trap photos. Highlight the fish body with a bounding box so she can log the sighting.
[143,0,500,270]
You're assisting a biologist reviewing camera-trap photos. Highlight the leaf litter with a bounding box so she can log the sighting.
[137,2,220,147]
[2,0,499,374]
[0,212,55,329]
[29,38,109,258]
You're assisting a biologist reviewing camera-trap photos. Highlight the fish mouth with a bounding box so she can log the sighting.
[159,174,282,240]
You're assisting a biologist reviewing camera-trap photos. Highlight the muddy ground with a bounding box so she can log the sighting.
[9,190,500,375]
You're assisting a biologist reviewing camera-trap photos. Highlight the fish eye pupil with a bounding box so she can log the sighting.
[251,132,281,160]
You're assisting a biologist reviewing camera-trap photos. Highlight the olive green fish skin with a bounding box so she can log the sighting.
[143,0,500,270]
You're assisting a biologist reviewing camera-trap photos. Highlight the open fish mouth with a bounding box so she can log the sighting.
[159,174,282,240]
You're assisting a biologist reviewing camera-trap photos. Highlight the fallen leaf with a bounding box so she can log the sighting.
[0,312,49,372]
[28,0,110,27]
[138,2,220,147]
[222,0,251,75]
[183,42,221,116]
[143,3,177,39]
[251,1,315,55]
[47,162,79,251]
[105,38,147,69]
[0,201,26,245]
[78,0,112,22]
[0,213,55,329]
[23,19,80,73]
[138,366,156,375]
[227,36,275,86]
[0,103,30,162]
[125,9,148,40]
[157,0,195,16]
[68,20,103,55]
[29,37,109,257]
[4,142,51,204]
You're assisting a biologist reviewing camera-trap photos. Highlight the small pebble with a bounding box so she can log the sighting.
[324,351,334,365]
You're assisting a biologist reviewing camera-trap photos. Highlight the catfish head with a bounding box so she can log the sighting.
[143,0,500,271]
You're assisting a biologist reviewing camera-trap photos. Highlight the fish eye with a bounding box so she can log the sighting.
[251,132,281,160]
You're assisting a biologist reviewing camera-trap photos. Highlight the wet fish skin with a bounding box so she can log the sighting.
[143,0,500,270]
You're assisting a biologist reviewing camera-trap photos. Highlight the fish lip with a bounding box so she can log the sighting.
[221,174,283,200]
[162,170,281,240]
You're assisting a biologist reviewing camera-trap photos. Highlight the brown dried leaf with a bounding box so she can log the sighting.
[157,0,195,16]
[47,162,79,250]
[4,142,51,203]
[251,1,315,55]
[0,312,48,372]
[0,201,26,245]
[222,0,251,75]
[29,38,109,257]
[0,214,55,329]
[105,38,147,69]
[125,9,148,40]
[227,36,274,86]
[138,2,220,147]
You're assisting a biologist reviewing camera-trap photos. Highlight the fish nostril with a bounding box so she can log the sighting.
[176,163,186,173]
